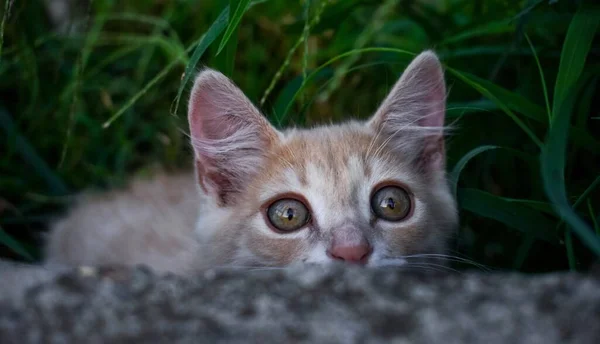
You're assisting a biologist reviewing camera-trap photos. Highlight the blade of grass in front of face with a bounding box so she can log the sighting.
[0,225,34,261]
[170,6,229,118]
[457,188,558,243]
[449,145,498,198]
[216,0,250,55]
[0,108,69,196]
[542,6,600,258]
[524,33,551,123]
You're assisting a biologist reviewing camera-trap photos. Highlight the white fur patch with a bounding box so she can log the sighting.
[304,242,331,264]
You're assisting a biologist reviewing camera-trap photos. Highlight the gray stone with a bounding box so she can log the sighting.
[0,263,599,344]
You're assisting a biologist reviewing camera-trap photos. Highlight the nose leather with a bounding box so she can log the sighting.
[328,244,372,264]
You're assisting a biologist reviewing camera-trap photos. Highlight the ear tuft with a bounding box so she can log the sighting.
[188,69,279,205]
[368,50,448,173]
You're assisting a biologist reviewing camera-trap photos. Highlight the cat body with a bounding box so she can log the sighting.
[45,51,458,273]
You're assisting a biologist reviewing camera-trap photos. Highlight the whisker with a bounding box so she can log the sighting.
[402,254,492,271]
[209,265,288,272]
[403,262,462,274]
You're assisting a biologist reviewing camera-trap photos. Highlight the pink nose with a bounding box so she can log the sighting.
[328,244,373,264]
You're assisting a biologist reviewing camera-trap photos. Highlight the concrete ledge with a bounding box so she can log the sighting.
[1,264,599,343]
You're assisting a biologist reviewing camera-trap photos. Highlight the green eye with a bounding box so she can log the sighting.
[371,185,411,221]
[267,198,310,232]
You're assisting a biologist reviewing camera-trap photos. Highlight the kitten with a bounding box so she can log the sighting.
[44,51,458,274]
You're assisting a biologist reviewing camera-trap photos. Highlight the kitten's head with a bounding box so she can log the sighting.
[188,51,458,268]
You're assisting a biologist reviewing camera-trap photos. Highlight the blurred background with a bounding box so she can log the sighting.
[0,0,598,272]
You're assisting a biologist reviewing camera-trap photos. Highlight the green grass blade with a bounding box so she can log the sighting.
[170,6,230,117]
[513,235,535,271]
[446,69,546,123]
[271,68,333,125]
[541,89,600,256]
[458,188,557,243]
[320,0,398,101]
[447,68,542,148]
[0,0,14,67]
[216,0,250,55]
[500,198,556,216]
[213,0,241,77]
[281,47,416,120]
[59,9,105,168]
[552,7,600,114]
[588,200,599,236]
[0,108,69,195]
[573,175,600,209]
[449,145,498,198]
[0,225,35,261]
[103,56,184,128]
[541,6,600,258]
[554,176,600,267]
[448,68,600,151]
[524,34,551,123]
[260,0,330,107]
[440,19,515,46]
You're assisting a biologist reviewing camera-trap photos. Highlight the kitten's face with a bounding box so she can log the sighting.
[188,51,458,268]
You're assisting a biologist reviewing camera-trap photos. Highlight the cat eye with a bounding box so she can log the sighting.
[266,198,311,232]
[371,185,411,221]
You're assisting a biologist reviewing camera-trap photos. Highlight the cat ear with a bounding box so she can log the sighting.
[368,50,447,173]
[188,69,280,205]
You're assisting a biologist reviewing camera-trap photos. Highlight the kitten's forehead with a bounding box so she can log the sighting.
[252,122,418,204]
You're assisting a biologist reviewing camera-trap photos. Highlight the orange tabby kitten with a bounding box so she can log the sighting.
[45,51,458,274]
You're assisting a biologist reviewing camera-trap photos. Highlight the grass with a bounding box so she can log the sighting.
[1,0,599,272]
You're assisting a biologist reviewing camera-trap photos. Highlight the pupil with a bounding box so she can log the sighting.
[386,197,395,209]
[286,208,294,221]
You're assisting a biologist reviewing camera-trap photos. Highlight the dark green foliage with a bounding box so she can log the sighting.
[1,0,598,272]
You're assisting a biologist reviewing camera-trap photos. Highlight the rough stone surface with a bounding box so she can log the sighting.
[0,263,599,344]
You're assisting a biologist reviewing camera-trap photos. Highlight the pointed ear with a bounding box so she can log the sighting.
[188,69,280,205]
[368,50,447,174]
